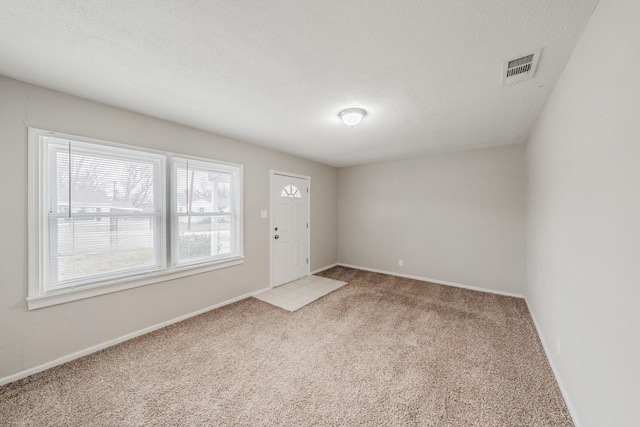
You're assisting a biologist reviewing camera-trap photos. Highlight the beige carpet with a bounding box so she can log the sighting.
[0,267,572,426]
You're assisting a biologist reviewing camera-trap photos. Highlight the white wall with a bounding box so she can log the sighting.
[526,0,640,425]
[338,144,526,295]
[0,76,338,380]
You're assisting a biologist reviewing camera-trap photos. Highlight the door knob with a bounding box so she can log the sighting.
[274,235,279,240]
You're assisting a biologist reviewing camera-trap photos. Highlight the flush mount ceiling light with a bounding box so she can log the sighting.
[339,108,367,127]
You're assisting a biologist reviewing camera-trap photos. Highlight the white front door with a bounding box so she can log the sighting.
[272,173,309,287]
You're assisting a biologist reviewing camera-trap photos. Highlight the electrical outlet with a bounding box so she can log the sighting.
[555,336,561,355]
[399,259,404,267]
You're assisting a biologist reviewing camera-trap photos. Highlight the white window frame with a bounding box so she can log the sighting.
[41,136,168,291]
[28,128,244,310]
[170,156,244,268]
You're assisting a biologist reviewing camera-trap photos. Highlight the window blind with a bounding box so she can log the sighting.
[43,136,166,290]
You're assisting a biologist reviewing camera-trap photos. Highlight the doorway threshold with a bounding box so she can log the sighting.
[254,275,347,312]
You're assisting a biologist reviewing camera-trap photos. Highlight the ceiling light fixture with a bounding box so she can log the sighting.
[339,108,367,127]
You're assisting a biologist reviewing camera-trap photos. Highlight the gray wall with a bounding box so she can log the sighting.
[0,76,338,380]
[338,144,526,295]
[526,0,640,425]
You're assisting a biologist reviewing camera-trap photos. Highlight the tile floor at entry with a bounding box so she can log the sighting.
[254,275,347,312]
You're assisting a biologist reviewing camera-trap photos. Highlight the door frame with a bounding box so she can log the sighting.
[269,170,311,289]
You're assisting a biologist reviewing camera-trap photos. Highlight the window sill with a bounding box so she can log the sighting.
[27,257,245,310]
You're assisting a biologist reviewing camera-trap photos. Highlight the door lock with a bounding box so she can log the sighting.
[274,235,279,240]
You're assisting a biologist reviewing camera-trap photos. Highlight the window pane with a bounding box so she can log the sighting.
[52,216,160,287]
[67,152,156,214]
[52,144,69,214]
[177,215,232,263]
[281,184,301,198]
[175,162,233,213]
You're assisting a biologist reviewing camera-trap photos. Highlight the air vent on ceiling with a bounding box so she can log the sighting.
[502,49,542,85]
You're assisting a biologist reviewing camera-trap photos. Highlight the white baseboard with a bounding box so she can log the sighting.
[524,298,580,427]
[0,287,270,387]
[337,263,524,298]
[310,262,339,275]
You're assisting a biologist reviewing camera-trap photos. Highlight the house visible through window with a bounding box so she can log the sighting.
[173,158,240,267]
[28,128,243,308]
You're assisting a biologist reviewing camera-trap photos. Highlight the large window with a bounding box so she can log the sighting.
[28,128,243,309]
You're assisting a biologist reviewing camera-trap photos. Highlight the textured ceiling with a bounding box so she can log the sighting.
[0,0,598,167]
